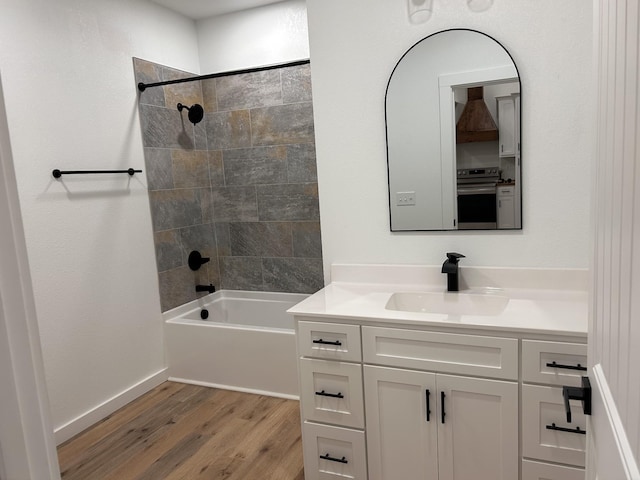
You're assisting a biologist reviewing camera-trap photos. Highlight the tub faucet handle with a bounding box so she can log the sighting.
[188,251,210,271]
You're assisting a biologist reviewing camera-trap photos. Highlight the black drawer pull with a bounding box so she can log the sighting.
[315,390,344,399]
[546,423,586,435]
[312,338,342,346]
[441,391,446,424]
[320,453,348,464]
[546,361,587,371]
[425,389,431,422]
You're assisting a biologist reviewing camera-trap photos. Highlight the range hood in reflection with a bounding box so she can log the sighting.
[456,87,499,143]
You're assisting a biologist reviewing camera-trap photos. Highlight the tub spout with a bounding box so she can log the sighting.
[195,284,215,294]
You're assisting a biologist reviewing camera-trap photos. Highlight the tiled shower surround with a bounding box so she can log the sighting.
[133,58,323,312]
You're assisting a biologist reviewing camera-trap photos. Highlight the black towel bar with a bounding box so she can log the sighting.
[52,168,142,178]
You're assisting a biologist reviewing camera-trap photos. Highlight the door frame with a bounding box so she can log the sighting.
[0,72,60,479]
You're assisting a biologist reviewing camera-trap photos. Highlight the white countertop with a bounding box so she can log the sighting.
[288,265,589,337]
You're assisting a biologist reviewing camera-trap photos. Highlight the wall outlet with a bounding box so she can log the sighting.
[396,191,416,206]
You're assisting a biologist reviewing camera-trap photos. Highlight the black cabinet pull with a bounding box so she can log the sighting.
[315,390,344,399]
[312,338,342,346]
[546,423,586,435]
[546,361,587,371]
[320,453,348,464]
[425,389,431,422]
[441,391,446,424]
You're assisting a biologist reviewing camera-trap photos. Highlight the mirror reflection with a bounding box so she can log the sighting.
[386,29,521,231]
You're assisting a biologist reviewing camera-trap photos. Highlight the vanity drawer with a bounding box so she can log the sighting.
[302,421,367,480]
[298,321,362,362]
[522,384,586,467]
[522,340,587,387]
[522,459,584,480]
[299,358,364,429]
[362,326,518,380]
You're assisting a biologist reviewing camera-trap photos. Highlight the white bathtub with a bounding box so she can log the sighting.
[163,290,308,399]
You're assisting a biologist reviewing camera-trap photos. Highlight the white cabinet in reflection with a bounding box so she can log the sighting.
[497,184,516,229]
[496,94,521,229]
[497,94,520,158]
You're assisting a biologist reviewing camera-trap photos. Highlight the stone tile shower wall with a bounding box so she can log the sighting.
[134,58,323,312]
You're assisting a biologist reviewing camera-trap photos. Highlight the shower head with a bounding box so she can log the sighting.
[177,103,204,125]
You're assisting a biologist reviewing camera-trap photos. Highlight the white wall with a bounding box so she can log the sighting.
[197,0,309,73]
[306,0,594,276]
[0,0,201,441]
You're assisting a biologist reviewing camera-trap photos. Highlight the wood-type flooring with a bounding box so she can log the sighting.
[57,381,304,480]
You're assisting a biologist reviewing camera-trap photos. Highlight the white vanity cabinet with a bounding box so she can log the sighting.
[295,316,587,480]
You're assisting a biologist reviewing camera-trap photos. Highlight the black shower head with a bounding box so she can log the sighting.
[177,103,204,125]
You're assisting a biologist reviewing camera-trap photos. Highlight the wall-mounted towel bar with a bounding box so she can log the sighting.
[52,168,142,178]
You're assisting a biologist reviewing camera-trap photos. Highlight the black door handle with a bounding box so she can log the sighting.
[562,376,592,423]
[441,391,446,424]
[425,389,431,422]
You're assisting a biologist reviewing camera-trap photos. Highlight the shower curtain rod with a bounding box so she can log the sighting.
[137,59,310,92]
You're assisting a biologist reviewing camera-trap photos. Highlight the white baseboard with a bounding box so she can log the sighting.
[168,376,300,401]
[54,368,168,445]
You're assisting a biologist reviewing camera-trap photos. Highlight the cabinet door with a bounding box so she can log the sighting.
[497,194,516,228]
[498,97,516,157]
[364,365,438,480]
[437,374,518,480]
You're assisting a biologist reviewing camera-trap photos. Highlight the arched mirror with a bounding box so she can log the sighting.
[386,29,521,231]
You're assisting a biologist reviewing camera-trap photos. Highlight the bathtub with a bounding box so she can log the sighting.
[163,290,308,399]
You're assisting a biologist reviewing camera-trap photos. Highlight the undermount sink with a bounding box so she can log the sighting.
[385,291,510,316]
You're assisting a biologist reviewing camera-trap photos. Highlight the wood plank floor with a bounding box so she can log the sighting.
[57,382,305,480]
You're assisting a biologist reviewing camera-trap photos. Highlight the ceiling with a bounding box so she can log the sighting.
[149,0,287,20]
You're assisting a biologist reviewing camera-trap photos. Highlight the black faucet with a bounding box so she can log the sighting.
[195,284,215,294]
[441,252,465,292]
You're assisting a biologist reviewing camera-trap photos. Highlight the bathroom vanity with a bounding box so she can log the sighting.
[289,265,588,480]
